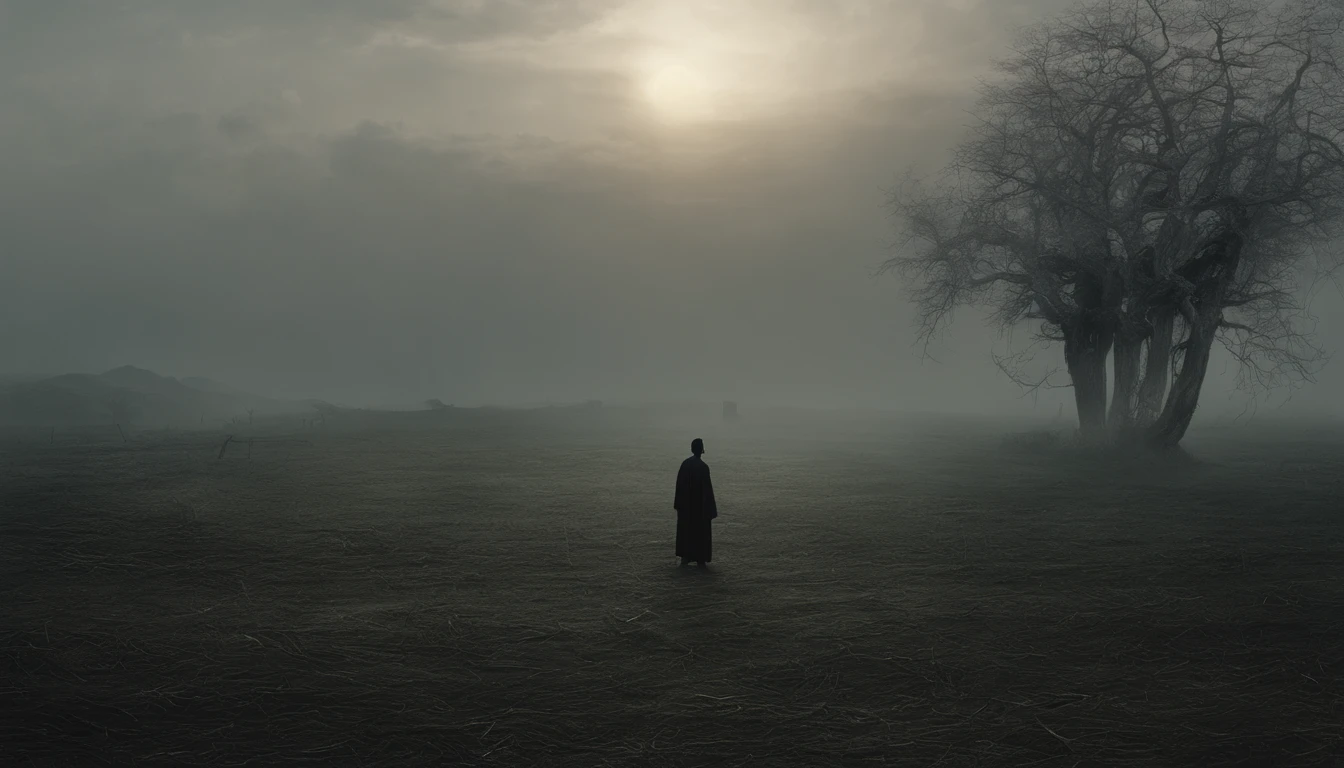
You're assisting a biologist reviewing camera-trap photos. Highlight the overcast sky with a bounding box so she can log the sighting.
[2,0,1340,414]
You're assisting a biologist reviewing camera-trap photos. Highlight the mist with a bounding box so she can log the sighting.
[8,3,1344,764]
[8,0,1337,417]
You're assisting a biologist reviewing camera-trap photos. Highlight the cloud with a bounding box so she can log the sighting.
[0,85,1000,405]
[4,0,1333,413]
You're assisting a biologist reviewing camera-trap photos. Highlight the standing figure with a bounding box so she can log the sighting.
[722,401,739,423]
[674,438,718,567]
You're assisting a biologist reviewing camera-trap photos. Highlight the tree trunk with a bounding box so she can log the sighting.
[1064,322,1112,441]
[1147,228,1245,448]
[1135,308,1174,427]
[1108,332,1144,430]
[1147,317,1217,448]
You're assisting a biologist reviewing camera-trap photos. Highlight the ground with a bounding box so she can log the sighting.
[2,411,1343,767]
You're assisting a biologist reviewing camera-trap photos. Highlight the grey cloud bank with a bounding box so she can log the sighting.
[1,0,1340,415]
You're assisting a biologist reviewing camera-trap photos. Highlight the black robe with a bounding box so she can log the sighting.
[674,454,717,562]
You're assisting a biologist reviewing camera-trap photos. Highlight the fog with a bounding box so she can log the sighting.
[3,0,1341,417]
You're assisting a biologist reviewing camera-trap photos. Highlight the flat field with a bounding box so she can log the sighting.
[2,410,1343,767]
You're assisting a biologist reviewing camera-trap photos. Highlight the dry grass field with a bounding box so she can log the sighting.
[2,409,1343,766]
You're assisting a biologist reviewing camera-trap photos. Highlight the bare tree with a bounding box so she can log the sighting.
[886,0,1344,447]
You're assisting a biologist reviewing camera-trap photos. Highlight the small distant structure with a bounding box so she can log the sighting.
[722,401,739,423]
[307,400,340,427]
[425,399,452,411]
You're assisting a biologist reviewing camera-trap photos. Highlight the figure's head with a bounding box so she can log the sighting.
[691,438,704,456]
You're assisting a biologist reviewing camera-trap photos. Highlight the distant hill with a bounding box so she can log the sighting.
[101,365,199,399]
[181,376,251,397]
[0,378,113,426]
[0,366,305,427]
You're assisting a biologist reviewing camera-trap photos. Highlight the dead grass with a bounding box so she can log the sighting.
[2,414,1343,766]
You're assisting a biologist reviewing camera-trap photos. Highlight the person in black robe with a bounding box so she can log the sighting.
[674,438,717,567]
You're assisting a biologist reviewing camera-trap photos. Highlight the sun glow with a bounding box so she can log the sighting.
[641,59,720,123]
[440,0,932,133]
[617,1,819,126]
